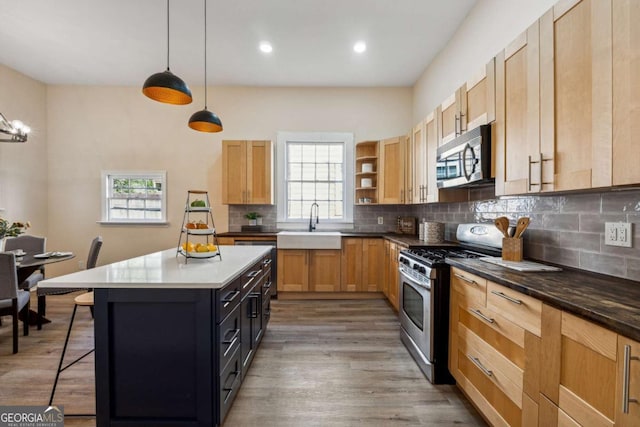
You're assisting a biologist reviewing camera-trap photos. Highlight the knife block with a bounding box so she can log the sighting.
[502,238,523,262]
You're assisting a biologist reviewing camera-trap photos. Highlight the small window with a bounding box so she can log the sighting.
[101,171,167,224]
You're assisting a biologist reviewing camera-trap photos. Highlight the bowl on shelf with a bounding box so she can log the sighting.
[361,163,373,173]
[361,178,373,188]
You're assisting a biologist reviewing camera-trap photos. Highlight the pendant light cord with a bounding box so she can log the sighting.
[204,0,208,109]
[166,0,170,70]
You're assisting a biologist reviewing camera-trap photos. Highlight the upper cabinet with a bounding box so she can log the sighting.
[355,140,379,205]
[412,121,428,203]
[612,0,640,186]
[222,140,273,205]
[437,59,496,146]
[378,136,406,204]
[496,0,640,195]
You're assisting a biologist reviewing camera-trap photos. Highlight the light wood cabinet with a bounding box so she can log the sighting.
[277,249,340,293]
[222,140,273,204]
[341,238,383,292]
[378,136,406,204]
[382,240,390,297]
[412,121,428,203]
[355,141,379,205]
[612,0,640,186]
[616,336,640,427]
[403,132,414,204]
[277,249,308,292]
[449,267,541,427]
[437,59,496,146]
[386,241,403,311]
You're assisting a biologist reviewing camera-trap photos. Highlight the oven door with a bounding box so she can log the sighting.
[398,267,433,362]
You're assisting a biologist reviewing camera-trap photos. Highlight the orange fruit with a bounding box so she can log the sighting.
[196,245,209,253]
[207,244,217,252]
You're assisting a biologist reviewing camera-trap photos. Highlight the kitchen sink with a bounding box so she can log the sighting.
[277,231,342,249]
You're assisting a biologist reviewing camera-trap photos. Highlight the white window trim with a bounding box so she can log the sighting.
[276,131,354,229]
[99,170,169,225]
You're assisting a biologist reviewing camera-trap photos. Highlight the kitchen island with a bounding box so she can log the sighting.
[38,246,274,427]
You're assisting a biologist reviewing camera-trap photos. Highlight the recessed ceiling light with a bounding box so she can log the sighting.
[259,42,273,53]
[353,41,367,53]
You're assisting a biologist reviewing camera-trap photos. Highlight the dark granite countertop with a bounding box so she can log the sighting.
[446,258,640,342]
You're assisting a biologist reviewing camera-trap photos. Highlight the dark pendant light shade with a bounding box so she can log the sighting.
[143,69,192,105]
[189,108,222,132]
[142,0,192,105]
[189,0,223,133]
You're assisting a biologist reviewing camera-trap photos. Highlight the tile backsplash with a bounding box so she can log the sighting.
[228,188,640,281]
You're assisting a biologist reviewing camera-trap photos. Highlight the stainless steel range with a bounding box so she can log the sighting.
[398,223,503,384]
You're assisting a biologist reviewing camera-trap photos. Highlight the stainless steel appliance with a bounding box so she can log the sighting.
[234,240,277,298]
[398,223,502,384]
[436,124,493,188]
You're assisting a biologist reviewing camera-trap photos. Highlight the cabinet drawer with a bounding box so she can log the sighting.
[451,267,487,307]
[464,303,526,349]
[487,282,542,336]
[459,323,524,408]
[218,346,242,424]
[219,304,241,372]
[240,264,264,298]
[217,277,241,323]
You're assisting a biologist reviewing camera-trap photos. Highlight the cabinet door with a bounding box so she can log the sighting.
[612,0,640,186]
[277,250,308,292]
[341,238,362,292]
[309,250,341,292]
[542,0,613,191]
[542,307,617,426]
[246,140,273,204]
[438,92,459,145]
[382,240,390,297]
[387,243,399,311]
[412,121,427,203]
[616,336,640,427]
[361,238,383,292]
[495,20,542,196]
[222,141,247,204]
[460,58,497,133]
[378,136,406,204]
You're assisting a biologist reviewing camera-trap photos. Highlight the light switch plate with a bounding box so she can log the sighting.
[605,222,633,247]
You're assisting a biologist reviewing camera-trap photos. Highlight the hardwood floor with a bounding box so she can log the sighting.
[0,295,485,427]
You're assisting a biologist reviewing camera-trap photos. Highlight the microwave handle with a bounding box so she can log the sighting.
[437,141,467,160]
[462,143,474,180]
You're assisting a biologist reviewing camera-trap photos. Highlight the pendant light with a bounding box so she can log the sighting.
[142,0,192,105]
[188,0,223,132]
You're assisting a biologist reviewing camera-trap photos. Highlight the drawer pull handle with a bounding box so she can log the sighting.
[471,309,495,324]
[223,328,240,345]
[248,270,261,278]
[454,273,477,285]
[623,344,640,413]
[223,370,240,394]
[221,290,240,307]
[491,290,522,305]
[264,280,272,289]
[468,355,493,377]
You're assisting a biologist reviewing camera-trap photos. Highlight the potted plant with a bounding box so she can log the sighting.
[0,218,30,250]
[245,212,258,226]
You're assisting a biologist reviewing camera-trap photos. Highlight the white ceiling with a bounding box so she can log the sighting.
[0,0,476,87]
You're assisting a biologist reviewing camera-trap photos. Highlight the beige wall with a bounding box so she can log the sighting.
[412,0,557,123]
[45,85,412,275]
[0,64,48,240]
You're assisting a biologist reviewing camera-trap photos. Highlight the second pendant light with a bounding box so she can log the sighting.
[189,0,223,133]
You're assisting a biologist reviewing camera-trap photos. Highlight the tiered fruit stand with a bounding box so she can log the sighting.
[177,190,221,262]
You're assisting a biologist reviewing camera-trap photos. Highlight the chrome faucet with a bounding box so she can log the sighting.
[309,203,319,232]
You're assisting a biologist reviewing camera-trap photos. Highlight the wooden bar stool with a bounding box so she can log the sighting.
[48,291,94,415]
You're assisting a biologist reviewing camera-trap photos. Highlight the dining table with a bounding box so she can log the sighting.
[14,251,75,325]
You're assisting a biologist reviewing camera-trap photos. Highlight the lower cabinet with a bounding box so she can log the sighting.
[450,265,640,427]
[386,241,403,311]
[277,249,341,292]
[341,238,383,292]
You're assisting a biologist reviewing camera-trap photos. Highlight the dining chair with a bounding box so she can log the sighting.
[48,236,102,411]
[0,252,30,354]
[5,235,46,290]
[36,236,102,330]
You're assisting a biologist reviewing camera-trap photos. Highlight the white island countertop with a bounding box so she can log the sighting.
[38,246,272,290]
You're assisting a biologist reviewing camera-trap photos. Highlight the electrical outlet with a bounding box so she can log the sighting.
[78,260,86,270]
[377,216,384,225]
[605,222,633,248]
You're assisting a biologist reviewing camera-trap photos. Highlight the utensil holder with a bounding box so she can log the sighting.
[502,238,523,262]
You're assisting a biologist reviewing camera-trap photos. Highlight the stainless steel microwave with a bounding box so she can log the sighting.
[436,124,493,189]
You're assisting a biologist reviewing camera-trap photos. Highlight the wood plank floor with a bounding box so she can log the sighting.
[0,294,485,426]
